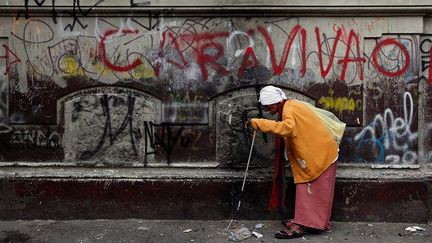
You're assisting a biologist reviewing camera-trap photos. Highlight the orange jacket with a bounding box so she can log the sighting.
[251,100,338,183]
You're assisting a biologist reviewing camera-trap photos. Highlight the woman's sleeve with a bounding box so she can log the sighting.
[250,109,296,137]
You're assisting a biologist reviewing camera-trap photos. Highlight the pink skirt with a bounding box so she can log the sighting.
[294,161,337,230]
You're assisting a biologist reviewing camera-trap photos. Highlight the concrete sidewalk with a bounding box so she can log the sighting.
[0,219,431,243]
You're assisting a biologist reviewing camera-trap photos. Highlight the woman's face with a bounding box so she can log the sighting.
[263,103,279,115]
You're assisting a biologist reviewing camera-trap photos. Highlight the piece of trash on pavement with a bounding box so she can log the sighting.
[405,226,416,232]
[367,224,373,227]
[183,229,193,233]
[405,226,426,232]
[138,226,149,231]
[412,226,426,231]
[228,226,252,242]
[255,223,264,229]
[94,233,104,240]
[252,231,263,238]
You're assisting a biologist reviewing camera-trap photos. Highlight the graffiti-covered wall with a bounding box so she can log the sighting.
[0,9,431,166]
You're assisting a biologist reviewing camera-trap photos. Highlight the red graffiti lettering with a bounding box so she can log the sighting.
[371,38,410,77]
[0,44,21,75]
[332,24,349,43]
[185,32,230,81]
[258,24,306,76]
[98,29,142,72]
[154,31,171,77]
[158,31,229,80]
[238,47,259,78]
[237,29,259,78]
[337,30,366,81]
[316,27,342,78]
[196,42,228,81]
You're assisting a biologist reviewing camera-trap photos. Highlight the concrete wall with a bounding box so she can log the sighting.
[0,10,430,166]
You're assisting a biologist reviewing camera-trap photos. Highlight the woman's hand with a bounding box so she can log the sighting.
[244,120,250,129]
[245,119,259,130]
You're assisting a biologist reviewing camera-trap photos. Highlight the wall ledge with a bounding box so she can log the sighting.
[1,6,432,17]
[0,165,430,181]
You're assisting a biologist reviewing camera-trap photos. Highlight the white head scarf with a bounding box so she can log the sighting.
[258,85,287,105]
